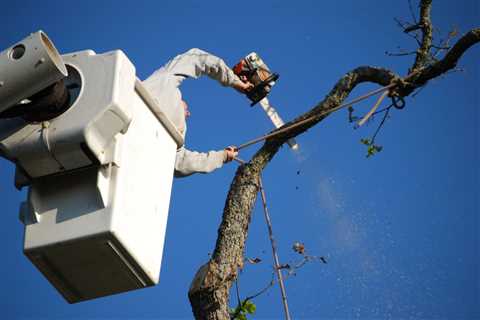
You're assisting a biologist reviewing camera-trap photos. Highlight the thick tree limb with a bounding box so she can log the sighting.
[189,163,261,319]
[188,21,479,320]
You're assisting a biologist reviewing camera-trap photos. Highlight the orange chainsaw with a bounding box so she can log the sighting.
[233,52,279,106]
[233,52,298,150]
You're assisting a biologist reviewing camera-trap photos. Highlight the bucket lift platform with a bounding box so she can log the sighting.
[0,32,183,303]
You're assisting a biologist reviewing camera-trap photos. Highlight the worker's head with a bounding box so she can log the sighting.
[181,100,190,119]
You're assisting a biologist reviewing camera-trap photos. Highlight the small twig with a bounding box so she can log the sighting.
[432,27,458,59]
[371,107,391,144]
[407,32,423,47]
[430,44,450,50]
[242,253,327,302]
[411,84,428,98]
[245,273,276,301]
[285,254,328,277]
[404,23,423,33]
[235,279,241,306]
[408,0,418,23]
[394,17,409,29]
[348,106,357,123]
[394,17,422,46]
[438,67,466,78]
[385,50,417,57]
[229,279,245,320]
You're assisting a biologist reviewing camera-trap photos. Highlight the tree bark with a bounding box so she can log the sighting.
[188,3,479,317]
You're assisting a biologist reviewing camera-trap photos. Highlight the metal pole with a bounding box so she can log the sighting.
[237,82,398,151]
[258,175,292,320]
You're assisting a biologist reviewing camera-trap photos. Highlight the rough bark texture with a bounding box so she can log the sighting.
[188,2,479,318]
[411,0,433,72]
[189,163,263,319]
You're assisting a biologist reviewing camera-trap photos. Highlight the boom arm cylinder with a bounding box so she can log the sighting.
[0,31,68,114]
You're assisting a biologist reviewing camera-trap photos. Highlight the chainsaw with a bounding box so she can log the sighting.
[233,52,298,150]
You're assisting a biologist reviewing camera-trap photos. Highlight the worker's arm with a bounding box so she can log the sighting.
[164,48,246,88]
[174,146,237,178]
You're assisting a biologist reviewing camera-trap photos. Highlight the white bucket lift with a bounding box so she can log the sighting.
[0,31,183,303]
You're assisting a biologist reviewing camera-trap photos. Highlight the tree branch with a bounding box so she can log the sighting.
[188,11,479,320]
[402,28,480,95]
[411,0,433,72]
[408,0,418,24]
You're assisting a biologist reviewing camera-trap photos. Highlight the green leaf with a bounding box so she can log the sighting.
[238,314,247,320]
[244,301,257,314]
[360,138,371,145]
[365,144,383,158]
[230,305,243,319]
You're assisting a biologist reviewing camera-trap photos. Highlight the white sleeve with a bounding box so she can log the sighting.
[174,146,227,178]
[164,48,243,87]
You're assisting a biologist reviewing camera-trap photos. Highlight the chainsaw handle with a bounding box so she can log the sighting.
[248,73,280,106]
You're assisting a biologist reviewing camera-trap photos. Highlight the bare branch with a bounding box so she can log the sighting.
[245,273,275,301]
[385,50,417,57]
[394,17,422,46]
[430,44,450,50]
[432,26,458,59]
[403,28,480,95]
[394,17,408,29]
[411,0,433,71]
[404,23,422,34]
[408,0,418,23]
[371,108,391,144]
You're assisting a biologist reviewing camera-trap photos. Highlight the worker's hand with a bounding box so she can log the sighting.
[233,79,254,93]
[224,146,238,163]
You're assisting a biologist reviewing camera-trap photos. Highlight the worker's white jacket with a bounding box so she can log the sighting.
[143,48,242,177]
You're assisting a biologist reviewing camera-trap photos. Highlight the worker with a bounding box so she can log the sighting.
[143,48,252,177]
[173,99,238,177]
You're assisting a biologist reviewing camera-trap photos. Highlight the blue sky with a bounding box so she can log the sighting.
[1,1,478,319]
